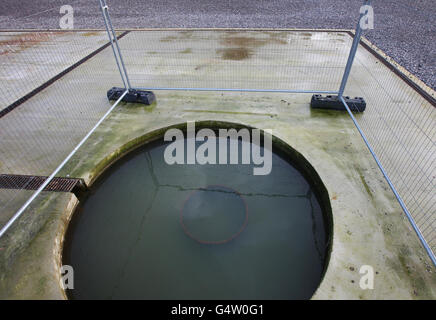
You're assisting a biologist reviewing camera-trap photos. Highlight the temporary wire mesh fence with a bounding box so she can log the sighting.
[0,0,434,268]
[0,0,124,261]
[121,29,350,93]
[102,0,436,264]
[343,29,436,263]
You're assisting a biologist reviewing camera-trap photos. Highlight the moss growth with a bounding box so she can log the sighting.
[182,109,276,117]
[179,48,192,54]
[217,47,253,60]
[359,173,373,198]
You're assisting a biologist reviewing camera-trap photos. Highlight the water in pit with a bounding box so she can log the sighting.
[64,134,329,299]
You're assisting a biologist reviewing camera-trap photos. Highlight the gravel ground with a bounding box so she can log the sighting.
[1,0,435,89]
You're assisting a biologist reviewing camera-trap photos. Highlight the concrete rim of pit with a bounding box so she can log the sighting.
[59,120,334,300]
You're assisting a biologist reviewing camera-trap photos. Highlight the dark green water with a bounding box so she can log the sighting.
[65,136,329,299]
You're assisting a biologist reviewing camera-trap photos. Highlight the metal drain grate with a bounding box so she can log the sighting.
[0,174,88,198]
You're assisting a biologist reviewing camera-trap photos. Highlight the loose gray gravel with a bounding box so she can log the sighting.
[1,0,435,89]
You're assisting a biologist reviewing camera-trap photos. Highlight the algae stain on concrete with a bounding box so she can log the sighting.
[144,101,157,113]
[221,35,287,47]
[182,109,277,117]
[179,48,192,54]
[359,173,373,198]
[217,34,288,60]
[221,36,268,47]
[354,165,373,198]
[217,47,252,61]
[263,31,289,43]
[160,31,194,42]
[160,35,178,42]
[117,100,157,113]
[82,32,100,37]
[386,245,435,299]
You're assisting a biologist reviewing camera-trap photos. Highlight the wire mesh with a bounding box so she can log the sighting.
[119,29,350,92]
[343,26,435,261]
[0,0,124,262]
[0,1,355,252]
[0,0,434,271]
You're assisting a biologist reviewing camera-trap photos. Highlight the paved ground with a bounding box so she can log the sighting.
[1,31,435,299]
[0,0,434,90]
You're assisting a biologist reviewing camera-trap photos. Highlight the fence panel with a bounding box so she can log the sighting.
[0,0,124,262]
[341,20,435,263]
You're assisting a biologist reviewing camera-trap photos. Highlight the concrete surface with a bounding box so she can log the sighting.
[0,0,434,90]
[0,30,435,299]
[0,31,124,223]
[0,31,112,107]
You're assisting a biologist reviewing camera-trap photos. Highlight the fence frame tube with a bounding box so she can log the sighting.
[99,0,131,89]
[338,0,371,97]
[132,87,338,94]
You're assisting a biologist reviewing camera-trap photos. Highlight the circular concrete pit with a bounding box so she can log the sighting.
[63,123,332,299]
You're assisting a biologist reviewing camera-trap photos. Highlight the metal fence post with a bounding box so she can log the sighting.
[98,0,131,89]
[338,0,372,97]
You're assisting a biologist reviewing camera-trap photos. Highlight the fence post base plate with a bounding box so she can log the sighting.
[107,87,156,105]
[311,94,366,112]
